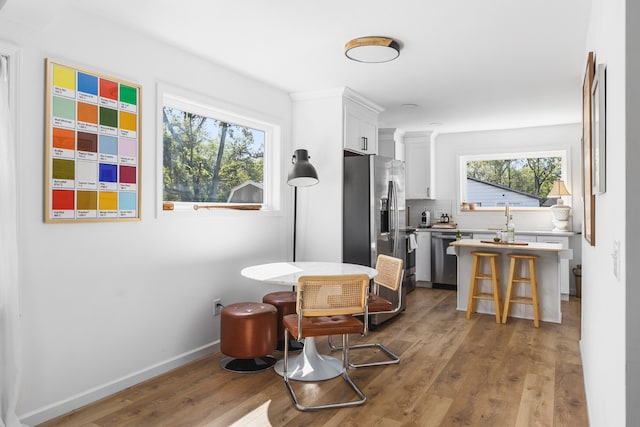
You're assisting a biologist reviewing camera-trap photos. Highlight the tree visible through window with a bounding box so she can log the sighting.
[162,106,265,203]
[465,156,562,207]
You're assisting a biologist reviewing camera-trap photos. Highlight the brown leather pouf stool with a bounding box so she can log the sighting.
[262,291,303,351]
[220,302,277,372]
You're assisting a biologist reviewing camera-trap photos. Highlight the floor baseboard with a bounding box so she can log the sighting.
[20,341,219,426]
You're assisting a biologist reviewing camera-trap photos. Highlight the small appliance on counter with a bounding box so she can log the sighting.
[420,209,431,228]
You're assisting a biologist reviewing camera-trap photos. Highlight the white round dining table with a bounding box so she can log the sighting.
[240,261,378,381]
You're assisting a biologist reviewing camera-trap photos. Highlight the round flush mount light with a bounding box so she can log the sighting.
[345,37,400,63]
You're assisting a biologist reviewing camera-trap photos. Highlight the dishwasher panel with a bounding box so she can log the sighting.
[431,232,472,288]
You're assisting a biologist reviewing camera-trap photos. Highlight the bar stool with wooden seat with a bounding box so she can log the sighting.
[466,251,503,323]
[502,253,540,327]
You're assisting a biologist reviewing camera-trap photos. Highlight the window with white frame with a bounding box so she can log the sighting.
[459,150,568,209]
[161,92,279,211]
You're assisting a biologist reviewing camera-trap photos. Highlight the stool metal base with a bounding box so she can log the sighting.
[220,356,276,373]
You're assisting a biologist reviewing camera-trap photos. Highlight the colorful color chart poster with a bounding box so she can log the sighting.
[45,59,142,222]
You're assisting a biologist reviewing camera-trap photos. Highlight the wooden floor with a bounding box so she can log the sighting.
[39,288,588,427]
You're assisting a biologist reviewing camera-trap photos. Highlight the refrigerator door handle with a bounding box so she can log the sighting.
[391,179,399,258]
[386,182,393,240]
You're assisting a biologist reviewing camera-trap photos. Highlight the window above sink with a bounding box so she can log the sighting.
[458,150,569,211]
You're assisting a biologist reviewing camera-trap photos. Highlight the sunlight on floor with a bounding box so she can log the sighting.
[228,400,272,427]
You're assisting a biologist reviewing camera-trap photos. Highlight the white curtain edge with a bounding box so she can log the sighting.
[0,52,27,427]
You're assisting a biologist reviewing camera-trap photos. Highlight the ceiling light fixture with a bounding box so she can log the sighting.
[344,37,400,63]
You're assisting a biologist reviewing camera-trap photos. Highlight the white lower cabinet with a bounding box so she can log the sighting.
[516,234,537,243]
[536,235,570,300]
[416,231,431,282]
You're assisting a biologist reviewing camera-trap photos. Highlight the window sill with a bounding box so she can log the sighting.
[160,201,281,217]
[163,202,263,211]
[193,203,262,211]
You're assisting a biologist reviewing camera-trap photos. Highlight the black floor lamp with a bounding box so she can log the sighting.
[287,149,319,262]
[285,149,318,351]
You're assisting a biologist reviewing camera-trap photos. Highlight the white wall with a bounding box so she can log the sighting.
[0,7,293,425]
[581,0,628,426]
[431,124,583,232]
[290,91,344,262]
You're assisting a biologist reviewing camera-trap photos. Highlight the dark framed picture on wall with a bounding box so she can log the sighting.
[582,52,596,246]
[591,63,606,195]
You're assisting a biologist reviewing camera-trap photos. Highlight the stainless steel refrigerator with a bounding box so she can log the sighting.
[343,154,409,326]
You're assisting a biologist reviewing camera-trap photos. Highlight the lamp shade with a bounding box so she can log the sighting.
[548,180,571,214]
[287,149,318,187]
[548,180,571,197]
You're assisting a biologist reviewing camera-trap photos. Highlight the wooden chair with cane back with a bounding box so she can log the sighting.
[282,274,369,411]
[328,254,404,368]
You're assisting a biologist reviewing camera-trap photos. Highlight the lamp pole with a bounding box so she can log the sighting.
[287,149,319,262]
[293,186,298,262]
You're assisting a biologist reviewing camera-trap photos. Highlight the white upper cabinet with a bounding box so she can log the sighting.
[343,94,381,155]
[404,131,434,199]
[378,128,405,161]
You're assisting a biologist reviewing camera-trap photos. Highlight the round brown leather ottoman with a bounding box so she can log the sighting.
[262,291,303,351]
[220,302,277,372]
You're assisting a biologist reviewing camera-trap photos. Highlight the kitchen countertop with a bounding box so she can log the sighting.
[414,227,579,237]
[449,239,564,252]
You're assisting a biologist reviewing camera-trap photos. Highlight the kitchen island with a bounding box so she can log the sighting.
[449,239,571,323]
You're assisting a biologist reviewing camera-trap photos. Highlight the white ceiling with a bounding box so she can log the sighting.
[4,0,592,134]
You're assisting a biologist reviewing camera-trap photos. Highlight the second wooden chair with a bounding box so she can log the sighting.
[328,254,404,368]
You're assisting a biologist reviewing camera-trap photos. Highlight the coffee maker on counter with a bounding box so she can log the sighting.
[420,209,431,227]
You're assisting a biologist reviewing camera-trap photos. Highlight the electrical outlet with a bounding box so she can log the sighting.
[213,298,222,316]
